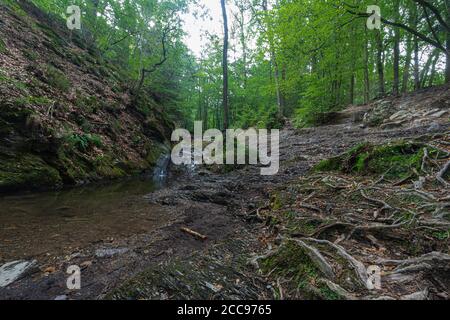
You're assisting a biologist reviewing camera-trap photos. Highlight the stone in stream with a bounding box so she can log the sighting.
[0,260,37,287]
[95,248,128,258]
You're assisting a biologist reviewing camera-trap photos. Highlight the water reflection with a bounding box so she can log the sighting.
[0,178,168,262]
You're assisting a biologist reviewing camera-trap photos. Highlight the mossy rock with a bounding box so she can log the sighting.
[314,141,444,180]
[0,153,62,192]
[94,155,127,179]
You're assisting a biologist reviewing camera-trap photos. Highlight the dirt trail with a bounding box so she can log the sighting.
[1,108,449,300]
[109,113,449,300]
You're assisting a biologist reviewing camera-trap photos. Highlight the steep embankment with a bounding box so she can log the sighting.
[0,0,173,192]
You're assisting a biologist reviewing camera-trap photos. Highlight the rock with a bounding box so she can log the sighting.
[427,122,442,132]
[412,119,427,128]
[95,248,128,258]
[423,108,441,117]
[414,177,426,189]
[429,110,448,118]
[0,260,37,287]
[380,121,405,130]
[54,295,68,300]
[400,289,429,301]
[389,110,409,121]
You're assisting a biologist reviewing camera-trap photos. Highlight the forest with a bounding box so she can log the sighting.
[0,0,449,302]
[14,0,450,130]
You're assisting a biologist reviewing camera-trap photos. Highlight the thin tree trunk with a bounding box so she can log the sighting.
[262,0,284,117]
[446,0,450,83]
[402,33,413,93]
[350,74,355,105]
[414,35,420,90]
[221,0,229,131]
[364,29,370,103]
[428,52,440,87]
[420,50,437,87]
[375,29,385,97]
[393,0,401,96]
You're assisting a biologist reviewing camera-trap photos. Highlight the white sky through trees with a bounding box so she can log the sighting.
[182,0,231,57]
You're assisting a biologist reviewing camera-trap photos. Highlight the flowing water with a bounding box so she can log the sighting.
[0,176,170,263]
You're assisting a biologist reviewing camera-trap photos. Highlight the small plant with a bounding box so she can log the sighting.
[44,65,71,92]
[22,49,38,61]
[66,133,102,151]
[0,38,7,54]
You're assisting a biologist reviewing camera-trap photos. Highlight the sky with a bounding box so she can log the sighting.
[182,1,228,57]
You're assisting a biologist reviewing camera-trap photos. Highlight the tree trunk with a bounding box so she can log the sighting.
[393,0,400,96]
[364,29,370,103]
[428,52,440,87]
[402,33,413,93]
[420,50,437,88]
[262,0,284,117]
[350,74,355,105]
[375,29,385,97]
[414,35,420,90]
[446,0,450,83]
[221,0,229,131]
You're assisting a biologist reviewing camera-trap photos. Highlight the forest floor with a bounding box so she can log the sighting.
[1,86,449,300]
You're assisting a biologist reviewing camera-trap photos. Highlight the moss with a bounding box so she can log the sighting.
[0,38,7,54]
[430,229,450,241]
[289,218,323,235]
[75,95,100,113]
[0,73,29,93]
[314,156,343,172]
[0,101,33,129]
[0,153,62,192]
[260,240,322,298]
[44,65,71,92]
[22,48,38,61]
[14,96,53,107]
[318,283,343,300]
[94,156,126,179]
[54,149,89,183]
[271,193,283,210]
[314,141,443,180]
[144,142,167,167]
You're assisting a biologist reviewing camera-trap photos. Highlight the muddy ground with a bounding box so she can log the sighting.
[0,98,449,300]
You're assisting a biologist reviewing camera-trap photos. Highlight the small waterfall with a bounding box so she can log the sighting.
[153,154,171,184]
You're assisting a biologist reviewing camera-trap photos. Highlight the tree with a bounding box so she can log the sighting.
[221,0,230,130]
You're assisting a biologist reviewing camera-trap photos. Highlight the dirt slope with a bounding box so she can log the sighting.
[0,0,173,193]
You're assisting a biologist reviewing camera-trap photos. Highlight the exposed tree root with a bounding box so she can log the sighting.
[437,160,450,187]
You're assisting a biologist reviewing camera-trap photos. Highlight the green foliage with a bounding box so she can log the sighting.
[66,133,102,151]
[0,38,7,54]
[315,142,443,179]
[7,0,448,134]
[14,96,53,107]
[44,65,71,92]
[260,240,323,299]
[22,48,39,61]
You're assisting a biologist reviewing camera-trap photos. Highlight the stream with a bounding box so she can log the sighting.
[0,159,171,265]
